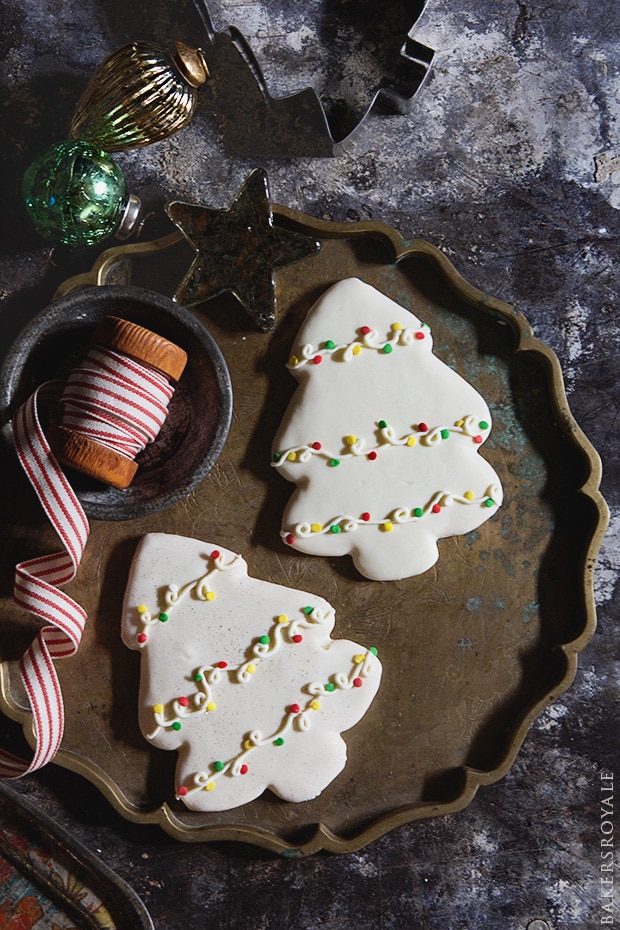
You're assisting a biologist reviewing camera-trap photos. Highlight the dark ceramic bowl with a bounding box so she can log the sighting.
[0,285,233,521]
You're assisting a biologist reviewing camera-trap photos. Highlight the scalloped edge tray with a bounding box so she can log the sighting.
[0,207,608,855]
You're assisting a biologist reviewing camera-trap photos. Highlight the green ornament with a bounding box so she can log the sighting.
[22,140,138,247]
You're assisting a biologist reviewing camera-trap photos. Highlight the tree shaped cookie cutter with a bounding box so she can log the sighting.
[192,0,435,155]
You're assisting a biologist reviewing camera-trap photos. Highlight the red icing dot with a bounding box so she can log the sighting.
[473,435,483,444]
[292,634,303,643]
[360,325,371,335]
[211,549,221,560]
[353,678,363,688]
[178,696,189,706]
[312,441,322,450]
[290,703,301,714]
[240,764,249,775]
[415,331,425,340]
[285,534,295,545]
[177,786,188,796]
[418,422,429,432]
[432,504,442,514]
[313,355,323,365]
[361,511,371,521]
[217,661,228,669]
[137,633,147,644]
[367,450,378,461]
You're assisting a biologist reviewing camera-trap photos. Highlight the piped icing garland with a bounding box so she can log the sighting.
[281,483,501,546]
[174,646,379,799]
[287,320,431,368]
[145,602,337,733]
[272,414,491,468]
[133,548,240,647]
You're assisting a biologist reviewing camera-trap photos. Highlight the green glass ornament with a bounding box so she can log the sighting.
[22,140,140,247]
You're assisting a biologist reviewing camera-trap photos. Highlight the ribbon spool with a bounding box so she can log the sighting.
[49,316,187,489]
[0,315,188,778]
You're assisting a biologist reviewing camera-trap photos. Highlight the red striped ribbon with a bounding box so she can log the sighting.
[1,349,173,777]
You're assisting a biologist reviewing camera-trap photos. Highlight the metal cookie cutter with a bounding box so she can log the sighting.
[192,0,435,156]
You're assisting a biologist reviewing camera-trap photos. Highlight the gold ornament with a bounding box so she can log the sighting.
[69,40,209,152]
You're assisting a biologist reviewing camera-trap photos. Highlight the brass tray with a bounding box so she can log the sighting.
[0,208,608,855]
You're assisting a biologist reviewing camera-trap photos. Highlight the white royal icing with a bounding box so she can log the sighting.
[272,278,503,581]
[121,533,382,811]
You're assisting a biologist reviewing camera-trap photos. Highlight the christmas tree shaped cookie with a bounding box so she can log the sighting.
[122,533,382,811]
[272,278,503,581]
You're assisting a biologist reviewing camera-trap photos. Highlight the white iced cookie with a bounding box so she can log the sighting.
[272,278,503,581]
[121,533,382,811]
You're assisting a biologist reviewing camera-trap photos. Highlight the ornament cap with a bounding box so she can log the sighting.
[172,41,209,87]
[115,194,142,241]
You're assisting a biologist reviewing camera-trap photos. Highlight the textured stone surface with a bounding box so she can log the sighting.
[0,1,618,928]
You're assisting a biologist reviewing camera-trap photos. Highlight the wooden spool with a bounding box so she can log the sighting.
[49,316,187,490]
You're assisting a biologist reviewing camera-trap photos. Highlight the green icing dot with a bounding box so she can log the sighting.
[382,344,393,354]
[274,737,285,746]
[213,760,225,772]
[413,507,424,518]
[484,498,495,508]
[325,339,335,350]
[329,458,340,467]
[329,524,341,534]
[369,646,378,656]
[303,606,314,615]
[378,419,388,429]
[479,420,489,430]
[159,612,169,622]
[441,429,450,439]
[273,452,281,462]
[172,721,182,731]
[193,673,203,682]
[259,635,270,645]
[325,682,336,692]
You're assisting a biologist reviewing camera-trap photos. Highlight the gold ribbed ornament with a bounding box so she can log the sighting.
[69,40,209,152]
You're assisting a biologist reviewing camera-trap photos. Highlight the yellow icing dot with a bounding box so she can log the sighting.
[246,664,256,675]
[464,490,475,501]
[205,782,216,791]
[153,703,164,714]
[137,604,148,614]
[289,355,299,366]
[406,436,417,447]
[391,322,403,331]
[455,419,464,427]
[206,591,216,601]
[344,434,356,445]
[277,614,288,624]
[383,522,394,532]
[352,345,362,355]
[244,739,253,750]
[311,523,323,533]
[311,700,321,711]
[206,701,217,711]
[287,451,297,462]
[354,653,365,663]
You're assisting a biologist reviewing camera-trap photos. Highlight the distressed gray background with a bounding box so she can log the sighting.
[0,1,618,927]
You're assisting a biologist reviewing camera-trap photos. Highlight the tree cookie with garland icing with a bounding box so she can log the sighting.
[272,277,503,581]
[121,533,382,811]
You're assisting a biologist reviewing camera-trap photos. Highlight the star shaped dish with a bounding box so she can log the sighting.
[167,169,320,332]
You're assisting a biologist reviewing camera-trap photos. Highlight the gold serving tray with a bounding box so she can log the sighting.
[0,207,608,855]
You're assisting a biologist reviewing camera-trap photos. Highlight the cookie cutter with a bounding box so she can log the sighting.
[192,0,435,155]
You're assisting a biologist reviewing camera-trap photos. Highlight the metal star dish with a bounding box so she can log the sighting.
[167,169,320,332]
